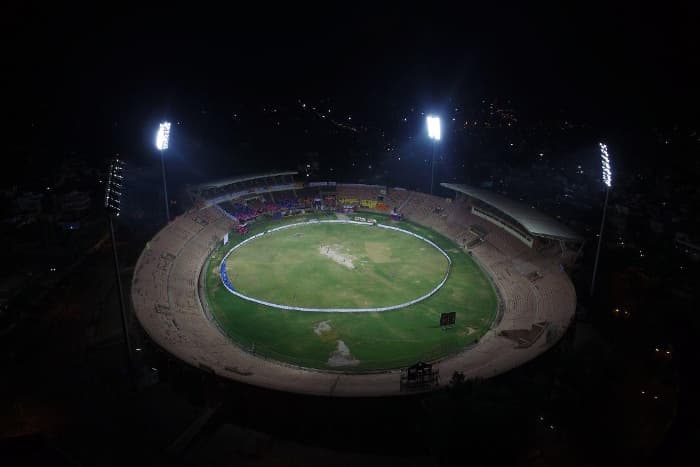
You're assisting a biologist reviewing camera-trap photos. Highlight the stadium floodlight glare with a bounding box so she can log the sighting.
[427,115,441,141]
[156,121,171,151]
[600,142,612,188]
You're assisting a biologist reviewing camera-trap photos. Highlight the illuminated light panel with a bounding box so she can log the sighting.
[156,121,171,150]
[427,115,441,141]
[104,158,125,214]
[599,142,612,188]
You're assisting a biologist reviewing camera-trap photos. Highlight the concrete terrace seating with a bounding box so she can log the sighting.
[399,193,470,235]
[485,226,531,258]
[336,184,382,202]
[384,188,411,210]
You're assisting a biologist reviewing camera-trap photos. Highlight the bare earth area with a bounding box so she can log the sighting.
[313,320,332,336]
[319,245,355,269]
[327,340,360,367]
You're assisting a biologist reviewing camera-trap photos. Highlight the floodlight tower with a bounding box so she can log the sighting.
[104,157,134,387]
[426,115,441,195]
[590,142,613,297]
[156,121,171,223]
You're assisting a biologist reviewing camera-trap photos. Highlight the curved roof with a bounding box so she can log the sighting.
[441,183,583,242]
[193,171,298,192]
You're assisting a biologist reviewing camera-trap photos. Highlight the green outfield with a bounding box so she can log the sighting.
[225,222,449,309]
[203,212,498,371]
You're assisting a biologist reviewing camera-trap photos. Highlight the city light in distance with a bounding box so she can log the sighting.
[427,115,441,141]
[156,122,171,151]
[599,142,612,188]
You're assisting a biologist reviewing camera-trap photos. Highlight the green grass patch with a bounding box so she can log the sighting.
[225,222,448,308]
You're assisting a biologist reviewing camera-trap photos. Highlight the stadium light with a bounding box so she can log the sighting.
[156,121,171,151]
[427,115,441,141]
[591,142,614,296]
[104,158,125,216]
[156,121,171,222]
[426,115,441,194]
[600,143,612,188]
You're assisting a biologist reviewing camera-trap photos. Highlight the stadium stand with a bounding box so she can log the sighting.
[132,177,580,397]
[384,188,411,211]
[336,183,382,202]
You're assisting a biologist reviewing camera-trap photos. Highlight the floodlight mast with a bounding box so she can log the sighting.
[590,142,613,297]
[427,116,441,195]
[104,157,135,388]
[156,122,171,223]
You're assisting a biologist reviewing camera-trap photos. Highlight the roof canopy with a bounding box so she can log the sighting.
[441,183,583,242]
[193,171,298,192]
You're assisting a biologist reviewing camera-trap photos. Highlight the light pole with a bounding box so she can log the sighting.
[426,115,441,195]
[590,142,613,297]
[104,157,134,387]
[156,121,171,223]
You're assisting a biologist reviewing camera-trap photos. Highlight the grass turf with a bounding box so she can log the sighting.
[204,212,497,371]
[225,222,449,309]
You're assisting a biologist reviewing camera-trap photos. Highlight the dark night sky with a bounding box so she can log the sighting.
[6,4,699,166]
